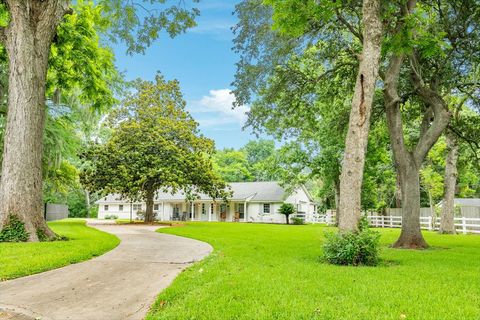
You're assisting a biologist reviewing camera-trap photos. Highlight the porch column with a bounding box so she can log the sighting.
[213,202,217,221]
[208,202,212,222]
[245,201,248,222]
[161,202,165,221]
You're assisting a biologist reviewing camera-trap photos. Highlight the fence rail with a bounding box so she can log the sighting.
[313,212,480,234]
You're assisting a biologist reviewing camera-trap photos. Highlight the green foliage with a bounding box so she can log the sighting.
[291,217,304,225]
[0,3,8,27]
[278,203,295,216]
[36,229,49,242]
[279,202,295,224]
[80,73,229,208]
[104,214,118,220]
[100,0,200,54]
[67,190,88,217]
[47,2,120,111]
[213,139,283,183]
[0,216,29,242]
[213,149,253,182]
[322,218,381,266]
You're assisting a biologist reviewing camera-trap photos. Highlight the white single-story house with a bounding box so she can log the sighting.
[96,181,317,223]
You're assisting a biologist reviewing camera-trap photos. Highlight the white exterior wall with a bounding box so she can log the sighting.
[98,202,173,220]
[246,202,283,223]
[286,186,316,222]
[96,186,316,223]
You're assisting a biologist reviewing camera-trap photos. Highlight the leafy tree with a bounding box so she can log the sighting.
[263,0,383,232]
[80,74,229,222]
[242,139,280,181]
[0,0,198,241]
[278,203,295,225]
[213,149,253,183]
[439,92,480,233]
[383,0,480,247]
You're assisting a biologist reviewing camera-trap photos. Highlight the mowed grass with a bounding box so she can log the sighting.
[148,223,480,320]
[0,219,119,280]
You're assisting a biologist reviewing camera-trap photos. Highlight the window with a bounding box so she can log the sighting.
[104,205,109,211]
[119,205,123,211]
[237,203,245,219]
[210,203,214,213]
[132,204,142,211]
[154,204,159,211]
[202,203,206,215]
[263,203,270,214]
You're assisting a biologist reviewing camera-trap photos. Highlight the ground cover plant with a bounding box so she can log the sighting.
[0,219,119,280]
[148,222,480,320]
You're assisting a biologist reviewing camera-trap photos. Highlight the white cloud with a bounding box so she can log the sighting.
[191,89,249,128]
[190,22,232,34]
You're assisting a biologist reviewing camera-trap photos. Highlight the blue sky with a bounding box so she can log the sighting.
[112,1,261,149]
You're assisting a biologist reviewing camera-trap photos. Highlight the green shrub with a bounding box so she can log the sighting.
[322,217,380,266]
[279,203,296,224]
[0,216,29,242]
[104,214,118,220]
[291,217,305,225]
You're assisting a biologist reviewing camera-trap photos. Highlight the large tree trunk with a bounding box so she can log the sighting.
[337,0,383,232]
[384,55,429,249]
[333,178,340,226]
[395,171,402,208]
[384,51,450,248]
[395,162,429,248]
[439,132,458,234]
[0,1,68,241]
[144,189,155,223]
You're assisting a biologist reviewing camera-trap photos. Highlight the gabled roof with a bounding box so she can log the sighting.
[96,181,307,203]
[228,181,287,201]
[454,198,480,206]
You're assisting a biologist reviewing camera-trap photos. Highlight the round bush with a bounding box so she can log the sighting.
[322,225,380,266]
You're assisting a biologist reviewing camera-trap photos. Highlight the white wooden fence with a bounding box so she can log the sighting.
[314,211,480,234]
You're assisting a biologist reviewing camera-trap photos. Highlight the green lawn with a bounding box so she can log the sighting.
[0,219,119,281]
[148,223,480,320]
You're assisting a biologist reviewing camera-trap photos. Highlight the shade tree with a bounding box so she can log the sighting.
[80,74,229,223]
[0,0,198,241]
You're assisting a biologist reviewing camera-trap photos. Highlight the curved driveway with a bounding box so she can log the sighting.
[0,222,212,320]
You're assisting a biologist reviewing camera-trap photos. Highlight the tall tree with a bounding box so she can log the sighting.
[213,148,253,182]
[384,0,479,247]
[81,74,229,223]
[240,0,384,231]
[336,0,383,231]
[440,104,480,233]
[0,1,199,241]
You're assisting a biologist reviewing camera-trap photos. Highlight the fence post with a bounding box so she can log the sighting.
[326,210,332,225]
[462,217,467,235]
[390,215,393,228]
[381,216,384,228]
[427,216,432,231]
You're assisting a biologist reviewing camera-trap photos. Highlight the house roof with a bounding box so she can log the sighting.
[453,198,480,207]
[96,181,306,203]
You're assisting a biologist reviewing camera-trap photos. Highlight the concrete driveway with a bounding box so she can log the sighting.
[0,222,212,320]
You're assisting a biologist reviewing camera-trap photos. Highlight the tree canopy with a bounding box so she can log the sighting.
[80,74,229,222]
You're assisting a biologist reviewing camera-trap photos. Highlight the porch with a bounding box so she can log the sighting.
[160,201,248,222]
